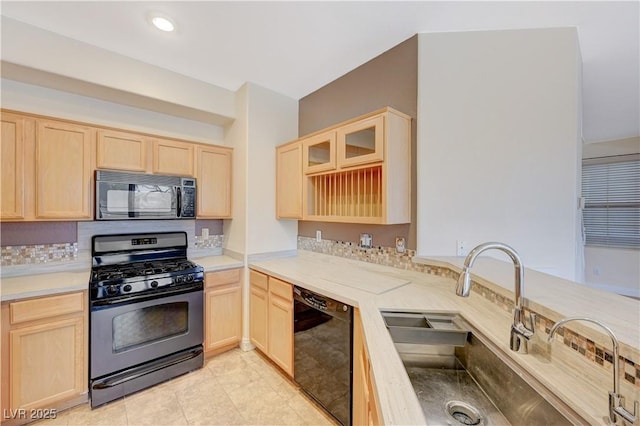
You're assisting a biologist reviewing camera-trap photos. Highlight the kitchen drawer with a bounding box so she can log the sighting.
[268,277,292,301]
[9,292,84,325]
[250,270,268,292]
[206,268,241,289]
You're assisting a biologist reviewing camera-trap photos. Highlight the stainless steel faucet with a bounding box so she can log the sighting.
[548,317,639,425]
[455,242,535,353]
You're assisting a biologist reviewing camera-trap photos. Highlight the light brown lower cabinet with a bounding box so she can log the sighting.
[249,270,269,353]
[204,268,242,356]
[249,269,293,377]
[353,308,382,426]
[1,292,88,424]
[266,277,293,376]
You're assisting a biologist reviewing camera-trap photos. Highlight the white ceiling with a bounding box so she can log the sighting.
[1,1,638,143]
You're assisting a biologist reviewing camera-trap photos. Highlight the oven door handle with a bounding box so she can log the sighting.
[91,281,203,308]
[92,347,203,389]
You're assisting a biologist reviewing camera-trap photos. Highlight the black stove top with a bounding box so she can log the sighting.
[91,259,200,282]
[90,232,204,302]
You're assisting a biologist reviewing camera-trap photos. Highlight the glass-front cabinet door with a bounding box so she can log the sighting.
[337,115,384,168]
[302,131,336,174]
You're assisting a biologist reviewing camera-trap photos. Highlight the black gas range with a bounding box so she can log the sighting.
[89,231,204,408]
[90,232,204,303]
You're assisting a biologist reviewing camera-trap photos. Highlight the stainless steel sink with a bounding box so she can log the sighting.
[381,310,588,425]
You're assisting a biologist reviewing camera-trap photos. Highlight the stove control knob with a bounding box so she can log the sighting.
[174,276,184,284]
[123,284,132,292]
[106,285,119,296]
[185,274,194,283]
[150,281,159,288]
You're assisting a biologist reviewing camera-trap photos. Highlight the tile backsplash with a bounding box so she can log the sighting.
[194,234,225,250]
[1,220,223,267]
[1,242,78,266]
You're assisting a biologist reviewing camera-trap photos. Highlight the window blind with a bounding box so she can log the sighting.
[582,159,640,248]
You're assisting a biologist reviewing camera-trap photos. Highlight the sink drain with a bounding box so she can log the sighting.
[445,400,484,426]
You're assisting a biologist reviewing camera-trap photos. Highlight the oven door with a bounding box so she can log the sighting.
[90,285,203,380]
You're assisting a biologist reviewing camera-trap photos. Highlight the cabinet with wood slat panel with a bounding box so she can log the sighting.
[277,107,410,224]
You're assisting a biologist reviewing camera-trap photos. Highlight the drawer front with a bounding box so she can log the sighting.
[250,270,268,292]
[268,277,292,301]
[206,268,241,289]
[10,292,84,325]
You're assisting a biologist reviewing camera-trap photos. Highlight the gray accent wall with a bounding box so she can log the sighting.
[298,35,418,249]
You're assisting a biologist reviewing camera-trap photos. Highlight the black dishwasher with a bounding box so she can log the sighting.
[293,286,353,426]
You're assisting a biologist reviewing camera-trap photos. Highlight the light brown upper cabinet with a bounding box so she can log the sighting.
[36,119,94,220]
[1,109,234,222]
[276,141,303,219]
[337,114,384,168]
[302,130,336,174]
[96,129,149,172]
[276,107,411,224]
[196,145,232,218]
[153,139,195,177]
[1,112,31,220]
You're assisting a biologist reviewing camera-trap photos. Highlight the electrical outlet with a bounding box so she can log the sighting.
[456,240,467,257]
[316,230,322,242]
[360,233,373,248]
[395,237,406,253]
[201,228,209,238]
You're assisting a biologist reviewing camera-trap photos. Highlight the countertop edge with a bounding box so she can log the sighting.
[0,283,89,302]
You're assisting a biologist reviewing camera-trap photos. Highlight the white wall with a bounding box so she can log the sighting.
[223,83,299,257]
[416,28,582,281]
[584,246,640,297]
[245,84,299,255]
[1,79,224,143]
[223,85,249,256]
[1,17,235,124]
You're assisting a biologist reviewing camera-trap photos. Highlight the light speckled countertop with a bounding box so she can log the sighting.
[250,250,640,426]
[0,254,243,302]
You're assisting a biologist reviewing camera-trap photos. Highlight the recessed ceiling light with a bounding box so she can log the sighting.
[150,14,175,32]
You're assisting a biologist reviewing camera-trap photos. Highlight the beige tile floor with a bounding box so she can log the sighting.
[36,349,336,426]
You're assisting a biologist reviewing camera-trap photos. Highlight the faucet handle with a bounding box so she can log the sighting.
[527,311,537,334]
[611,393,639,425]
[513,308,536,335]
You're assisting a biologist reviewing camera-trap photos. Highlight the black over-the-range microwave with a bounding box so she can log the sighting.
[95,170,196,220]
